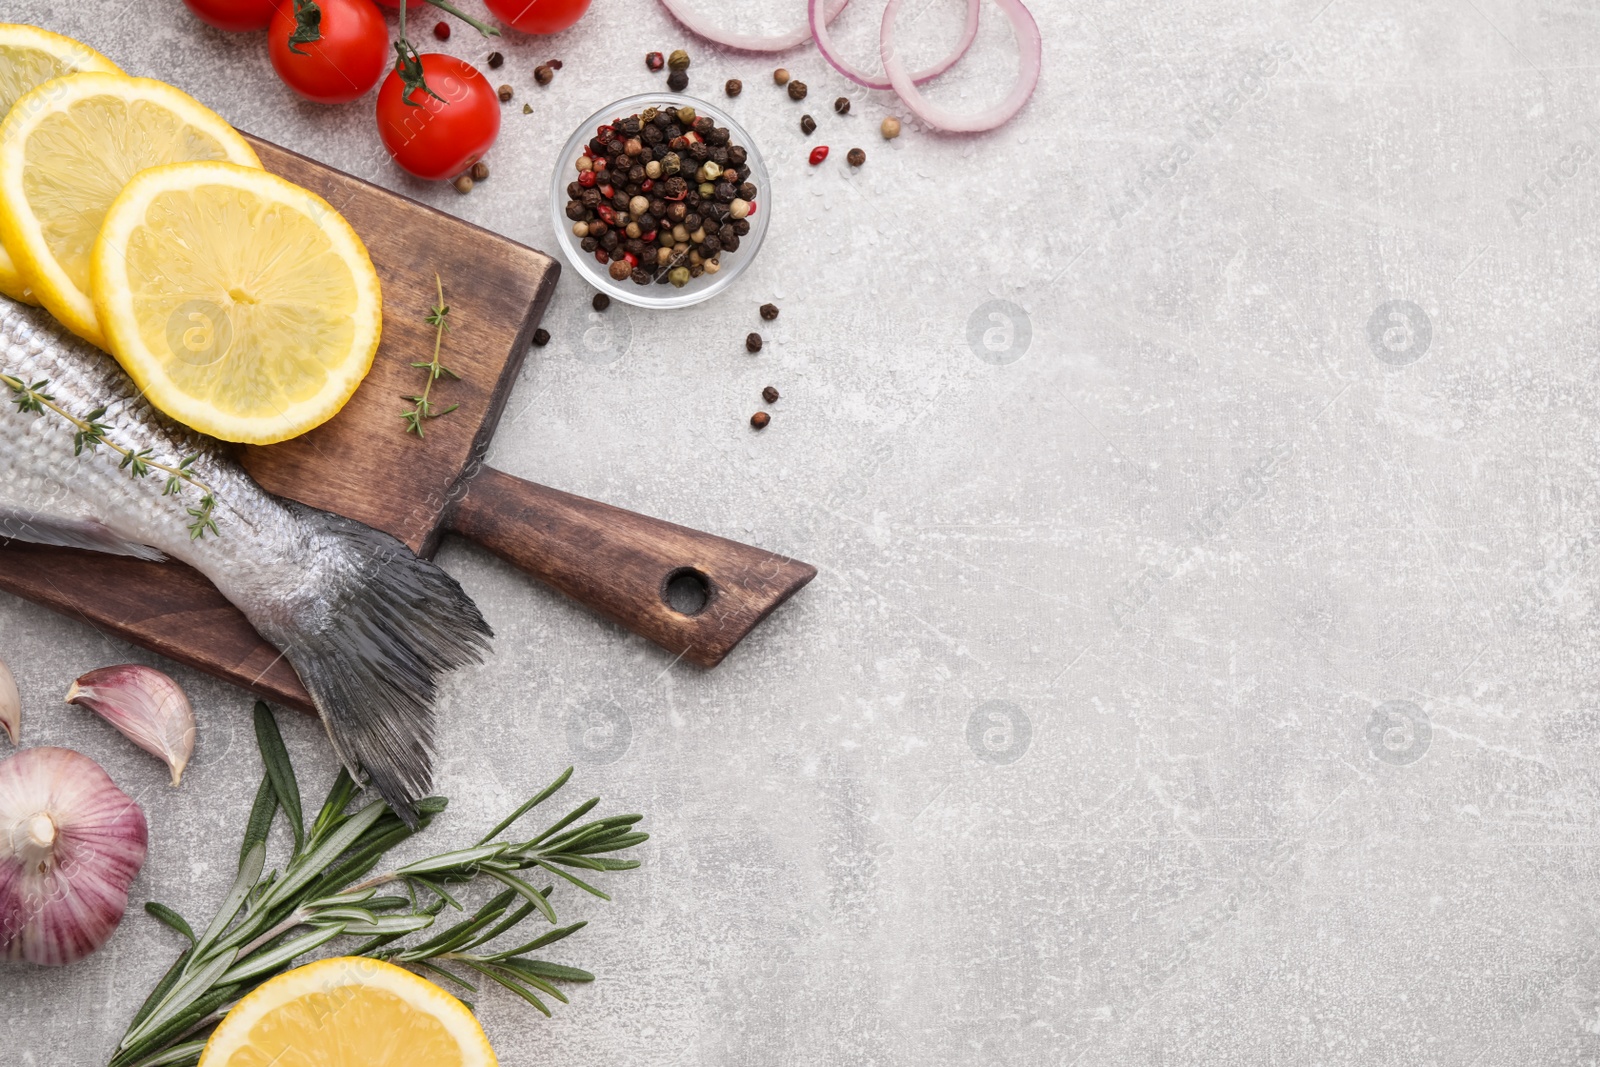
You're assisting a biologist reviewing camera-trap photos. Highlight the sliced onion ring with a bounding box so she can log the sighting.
[810,0,980,91]
[881,0,1041,132]
[659,0,852,52]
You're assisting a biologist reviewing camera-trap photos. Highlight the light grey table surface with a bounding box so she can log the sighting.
[4,0,1599,1063]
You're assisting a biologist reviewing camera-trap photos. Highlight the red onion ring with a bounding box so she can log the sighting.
[658,0,852,53]
[809,0,980,91]
[881,0,1041,132]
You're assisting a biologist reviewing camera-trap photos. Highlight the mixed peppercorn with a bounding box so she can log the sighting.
[565,104,759,288]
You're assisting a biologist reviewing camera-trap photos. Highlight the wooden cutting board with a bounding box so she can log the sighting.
[0,135,815,711]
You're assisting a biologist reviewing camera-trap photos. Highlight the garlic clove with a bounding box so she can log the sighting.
[0,657,17,746]
[66,666,195,787]
[0,746,148,966]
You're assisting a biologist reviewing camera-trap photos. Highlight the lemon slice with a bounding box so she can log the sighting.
[0,24,122,304]
[92,160,382,444]
[198,957,498,1067]
[0,71,260,348]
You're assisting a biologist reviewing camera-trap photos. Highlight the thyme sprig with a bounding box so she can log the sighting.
[402,274,461,437]
[1,372,219,540]
[110,703,645,1067]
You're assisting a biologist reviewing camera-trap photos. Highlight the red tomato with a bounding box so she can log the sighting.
[183,0,281,32]
[371,0,429,9]
[483,0,592,34]
[268,0,389,105]
[376,54,500,180]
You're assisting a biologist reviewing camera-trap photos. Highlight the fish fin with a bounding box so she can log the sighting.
[0,511,166,561]
[272,507,492,827]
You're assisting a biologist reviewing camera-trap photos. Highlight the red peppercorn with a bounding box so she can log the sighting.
[640,178,654,192]
[433,21,450,39]
[646,52,665,72]
[595,249,609,264]
[599,184,615,198]
[597,204,618,226]
[597,124,615,139]
[641,230,657,243]
[624,252,639,267]
[809,146,829,166]
[577,170,597,188]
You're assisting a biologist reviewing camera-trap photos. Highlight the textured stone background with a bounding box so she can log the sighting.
[5,0,1600,1063]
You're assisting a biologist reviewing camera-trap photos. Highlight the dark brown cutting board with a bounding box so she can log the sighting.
[0,135,815,711]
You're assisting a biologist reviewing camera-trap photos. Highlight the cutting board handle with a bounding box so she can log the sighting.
[448,467,816,667]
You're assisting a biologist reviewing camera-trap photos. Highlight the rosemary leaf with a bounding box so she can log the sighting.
[484,920,587,961]
[251,702,303,852]
[482,868,560,923]
[240,775,278,864]
[219,924,348,985]
[194,842,265,954]
[453,959,552,1017]
[499,958,595,983]
[144,903,196,944]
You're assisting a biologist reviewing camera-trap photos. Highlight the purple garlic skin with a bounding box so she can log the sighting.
[67,665,195,787]
[0,747,148,966]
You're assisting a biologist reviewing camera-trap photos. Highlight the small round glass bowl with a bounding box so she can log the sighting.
[549,92,771,310]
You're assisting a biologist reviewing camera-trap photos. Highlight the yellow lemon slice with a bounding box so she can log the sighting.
[0,71,260,348]
[92,160,382,444]
[0,24,122,304]
[197,957,498,1067]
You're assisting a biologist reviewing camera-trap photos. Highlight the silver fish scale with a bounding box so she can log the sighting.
[0,296,334,624]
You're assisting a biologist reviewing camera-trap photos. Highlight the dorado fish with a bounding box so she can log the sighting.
[0,294,491,823]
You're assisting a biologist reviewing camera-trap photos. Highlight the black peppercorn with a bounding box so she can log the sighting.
[588,219,609,237]
[751,411,770,429]
[746,332,763,353]
[760,303,779,320]
[652,110,672,128]
[666,202,688,222]
[646,51,665,72]
[688,141,710,162]
[592,293,610,311]
[620,115,642,136]
[566,181,582,198]
[738,182,758,201]
[709,127,730,146]
[701,235,722,255]
[472,161,490,181]
[710,146,730,166]
[715,182,737,202]
[662,176,688,199]
[834,96,851,115]
[565,200,587,220]
[719,223,736,244]
[649,197,667,216]
[637,212,657,232]
[728,145,748,165]
[632,268,652,285]
[628,165,646,184]
[726,78,743,96]
[548,60,563,70]
[723,233,741,252]
[762,386,780,403]
[535,64,554,86]
[488,51,504,69]
[667,69,688,91]
[801,114,817,135]
[581,236,598,253]
[581,189,602,208]
[788,80,808,101]
[601,231,620,251]
[498,84,514,102]
[533,327,551,346]
[693,116,714,136]
[734,218,750,235]
[847,147,865,166]
[685,212,703,231]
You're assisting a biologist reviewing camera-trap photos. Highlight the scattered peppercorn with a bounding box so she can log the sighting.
[800,114,816,135]
[667,70,688,91]
[774,68,791,85]
[760,303,779,320]
[453,174,473,193]
[433,21,450,39]
[471,160,490,181]
[668,49,690,71]
[534,64,554,86]
[646,51,665,71]
[548,60,563,70]
[487,51,504,69]
[787,80,808,101]
[808,145,830,165]
[746,332,763,353]
[498,84,513,102]
[750,411,770,429]
[881,116,901,139]
[725,78,743,96]
[592,292,611,311]
[834,96,851,115]
[847,147,865,167]
[522,103,532,114]
[532,327,551,347]
[763,386,780,403]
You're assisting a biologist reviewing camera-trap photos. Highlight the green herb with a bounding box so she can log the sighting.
[0,372,220,540]
[285,0,322,56]
[402,275,461,437]
[110,702,645,1067]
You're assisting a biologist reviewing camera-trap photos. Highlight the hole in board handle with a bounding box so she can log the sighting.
[662,568,712,616]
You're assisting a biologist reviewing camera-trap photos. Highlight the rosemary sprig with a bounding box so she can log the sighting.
[402,274,461,437]
[110,703,644,1067]
[0,372,220,540]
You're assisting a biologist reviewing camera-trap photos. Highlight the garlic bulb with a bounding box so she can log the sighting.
[0,747,148,966]
[0,656,17,746]
[66,666,195,787]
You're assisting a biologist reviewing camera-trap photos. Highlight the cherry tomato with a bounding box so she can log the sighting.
[483,0,592,34]
[183,0,282,32]
[376,54,500,181]
[268,0,389,105]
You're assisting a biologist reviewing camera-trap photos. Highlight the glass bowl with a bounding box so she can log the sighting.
[548,92,771,310]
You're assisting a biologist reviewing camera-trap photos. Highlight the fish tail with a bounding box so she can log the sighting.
[272,506,492,826]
